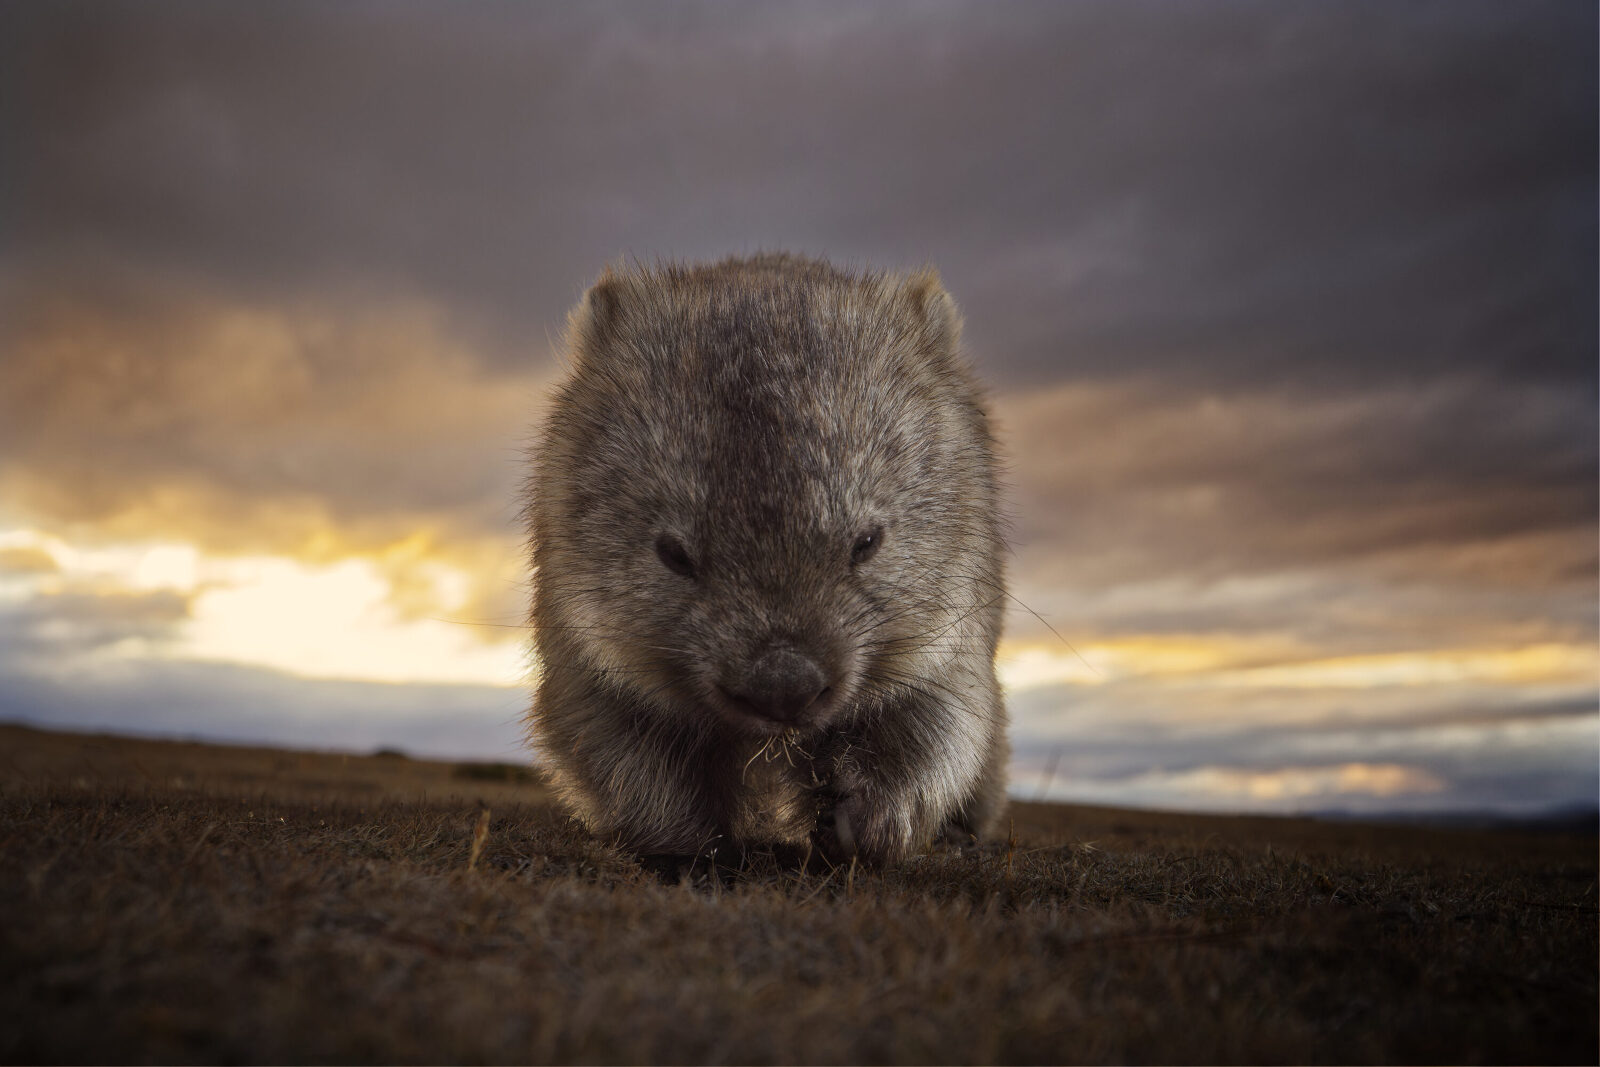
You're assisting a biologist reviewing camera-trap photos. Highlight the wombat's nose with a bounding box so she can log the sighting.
[720,648,830,725]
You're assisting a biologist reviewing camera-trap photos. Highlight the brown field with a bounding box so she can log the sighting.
[1,722,1594,1065]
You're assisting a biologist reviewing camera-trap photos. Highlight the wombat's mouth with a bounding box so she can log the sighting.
[713,684,838,735]
[712,681,838,736]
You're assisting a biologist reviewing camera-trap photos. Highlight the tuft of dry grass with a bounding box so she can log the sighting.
[468,804,491,872]
[0,723,1594,1064]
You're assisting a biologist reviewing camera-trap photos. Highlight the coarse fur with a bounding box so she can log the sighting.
[525,253,1007,865]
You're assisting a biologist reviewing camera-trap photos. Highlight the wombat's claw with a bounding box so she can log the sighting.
[814,791,900,866]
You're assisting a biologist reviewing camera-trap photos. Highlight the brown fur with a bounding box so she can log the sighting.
[526,254,1007,864]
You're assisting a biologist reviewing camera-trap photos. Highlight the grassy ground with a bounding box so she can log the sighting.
[2,723,1594,1064]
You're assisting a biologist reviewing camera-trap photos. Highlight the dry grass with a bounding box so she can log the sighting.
[1,723,1594,1064]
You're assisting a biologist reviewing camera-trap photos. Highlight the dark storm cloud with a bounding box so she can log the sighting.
[5,1,1594,390]
[4,0,1593,559]
[1000,377,1597,594]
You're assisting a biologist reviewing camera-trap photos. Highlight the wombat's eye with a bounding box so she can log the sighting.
[851,526,884,566]
[655,535,696,578]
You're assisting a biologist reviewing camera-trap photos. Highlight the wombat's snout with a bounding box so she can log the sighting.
[716,646,833,728]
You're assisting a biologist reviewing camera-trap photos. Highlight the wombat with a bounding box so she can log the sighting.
[526,254,1007,865]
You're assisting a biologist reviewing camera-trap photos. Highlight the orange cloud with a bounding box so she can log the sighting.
[1168,762,1448,802]
[0,546,59,575]
[1,281,552,551]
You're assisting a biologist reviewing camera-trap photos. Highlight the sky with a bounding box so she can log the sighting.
[1,1,1595,816]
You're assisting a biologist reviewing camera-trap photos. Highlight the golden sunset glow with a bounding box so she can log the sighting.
[997,634,1312,689]
[1145,763,1449,803]
[997,637,1600,695]
[1,527,526,687]
[1208,645,1599,690]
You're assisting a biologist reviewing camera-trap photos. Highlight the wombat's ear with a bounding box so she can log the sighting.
[900,268,963,348]
[568,267,627,353]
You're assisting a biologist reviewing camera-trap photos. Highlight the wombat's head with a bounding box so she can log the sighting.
[531,256,1001,738]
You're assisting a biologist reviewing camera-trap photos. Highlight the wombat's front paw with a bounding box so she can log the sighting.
[815,790,913,866]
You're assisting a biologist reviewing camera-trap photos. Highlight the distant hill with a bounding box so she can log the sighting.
[1310,803,1600,835]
